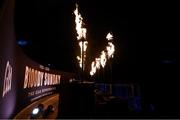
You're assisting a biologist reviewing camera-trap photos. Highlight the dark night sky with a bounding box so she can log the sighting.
[1,0,179,115]
[14,0,177,83]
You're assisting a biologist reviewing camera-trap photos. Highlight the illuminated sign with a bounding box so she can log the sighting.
[23,66,61,89]
[2,61,12,97]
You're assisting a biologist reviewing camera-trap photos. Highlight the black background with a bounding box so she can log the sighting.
[14,0,177,80]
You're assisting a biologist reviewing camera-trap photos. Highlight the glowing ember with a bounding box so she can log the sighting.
[74,4,88,70]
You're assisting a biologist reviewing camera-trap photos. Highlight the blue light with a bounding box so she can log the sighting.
[17,40,28,46]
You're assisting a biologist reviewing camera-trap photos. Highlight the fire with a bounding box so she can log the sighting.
[90,32,115,76]
[74,4,87,40]
[90,61,96,76]
[90,51,107,76]
[106,33,115,59]
[76,56,82,68]
[79,41,88,52]
[73,4,115,76]
[100,51,107,68]
[90,58,101,76]
[106,33,113,40]
[95,58,101,69]
[106,42,115,59]
[74,4,88,70]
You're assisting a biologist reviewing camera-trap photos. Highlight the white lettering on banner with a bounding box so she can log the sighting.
[2,61,12,97]
[23,66,61,89]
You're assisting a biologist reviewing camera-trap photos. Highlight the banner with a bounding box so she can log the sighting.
[0,0,76,118]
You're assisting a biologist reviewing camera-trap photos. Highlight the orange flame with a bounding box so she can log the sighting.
[90,58,101,76]
[95,58,101,69]
[74,4,87,40]
[90,32,115,76]
[106,42,115,59]
[77,56,82,68]
[106,33,113,40]
[100,51,107,68]
[90,51,107,76]
[106,33,115,59]
[74,4,88,70]
[90,61,96,76]
[79,41,88,52]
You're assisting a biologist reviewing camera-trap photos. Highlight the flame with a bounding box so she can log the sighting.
[106,42,115,59]
[78,41,88,69]
[74,4,87,40]
[95,58,101,69]
[90,61,96,76]
[79,41,88,52]
[106,33,115,59]
[100,51,107,68]
[106,33,113,40]
[77,56,82,68]
[74,4,88,70]
[90,58,101,76]
[90,51,107,76]
[90,32,115,76]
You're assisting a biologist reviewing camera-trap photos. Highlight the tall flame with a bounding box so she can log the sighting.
[74,4,88,70]
[74,4,87,40]
[90,32,115,76]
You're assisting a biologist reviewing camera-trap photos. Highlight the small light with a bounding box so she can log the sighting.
[32,108,39,115]
[17,40,28,46]
[69,79,73,83]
